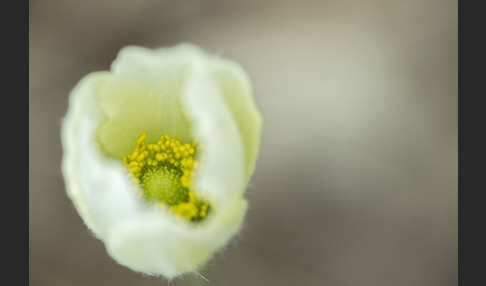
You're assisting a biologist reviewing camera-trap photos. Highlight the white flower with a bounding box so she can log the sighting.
[61,43,262,278]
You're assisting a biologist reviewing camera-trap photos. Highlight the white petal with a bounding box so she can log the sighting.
[97,45,197,158]
[209,58,263,182]
[183,59,246,205]
[105,198,247,278]
[61,72,144,238]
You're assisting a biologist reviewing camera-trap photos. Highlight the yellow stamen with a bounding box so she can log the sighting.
[123,132,210,222]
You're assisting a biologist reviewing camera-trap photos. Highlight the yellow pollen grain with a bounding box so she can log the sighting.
[130,151,139,161]
[136,132,147,144]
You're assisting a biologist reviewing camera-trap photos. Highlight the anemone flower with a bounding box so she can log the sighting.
[61,43,262,278]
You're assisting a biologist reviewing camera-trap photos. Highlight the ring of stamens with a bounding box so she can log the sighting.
[123,132,210,222]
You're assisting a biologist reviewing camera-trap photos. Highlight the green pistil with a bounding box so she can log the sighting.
[140,166,189,205]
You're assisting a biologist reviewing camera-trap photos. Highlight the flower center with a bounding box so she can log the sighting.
[123,132,210,221]
[140,166,187,205]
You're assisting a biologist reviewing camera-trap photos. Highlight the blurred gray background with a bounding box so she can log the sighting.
[29,0,457,285]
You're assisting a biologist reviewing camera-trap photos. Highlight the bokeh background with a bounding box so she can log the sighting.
[29,0,457,285]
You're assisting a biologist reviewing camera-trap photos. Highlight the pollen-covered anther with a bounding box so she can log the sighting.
[123,132,210,222]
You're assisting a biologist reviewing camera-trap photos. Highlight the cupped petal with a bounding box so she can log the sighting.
[97,45,198,158]
[183,56,247,205]
[61,72,144,238]
[209,59,263,182]
[105,198,247,278]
